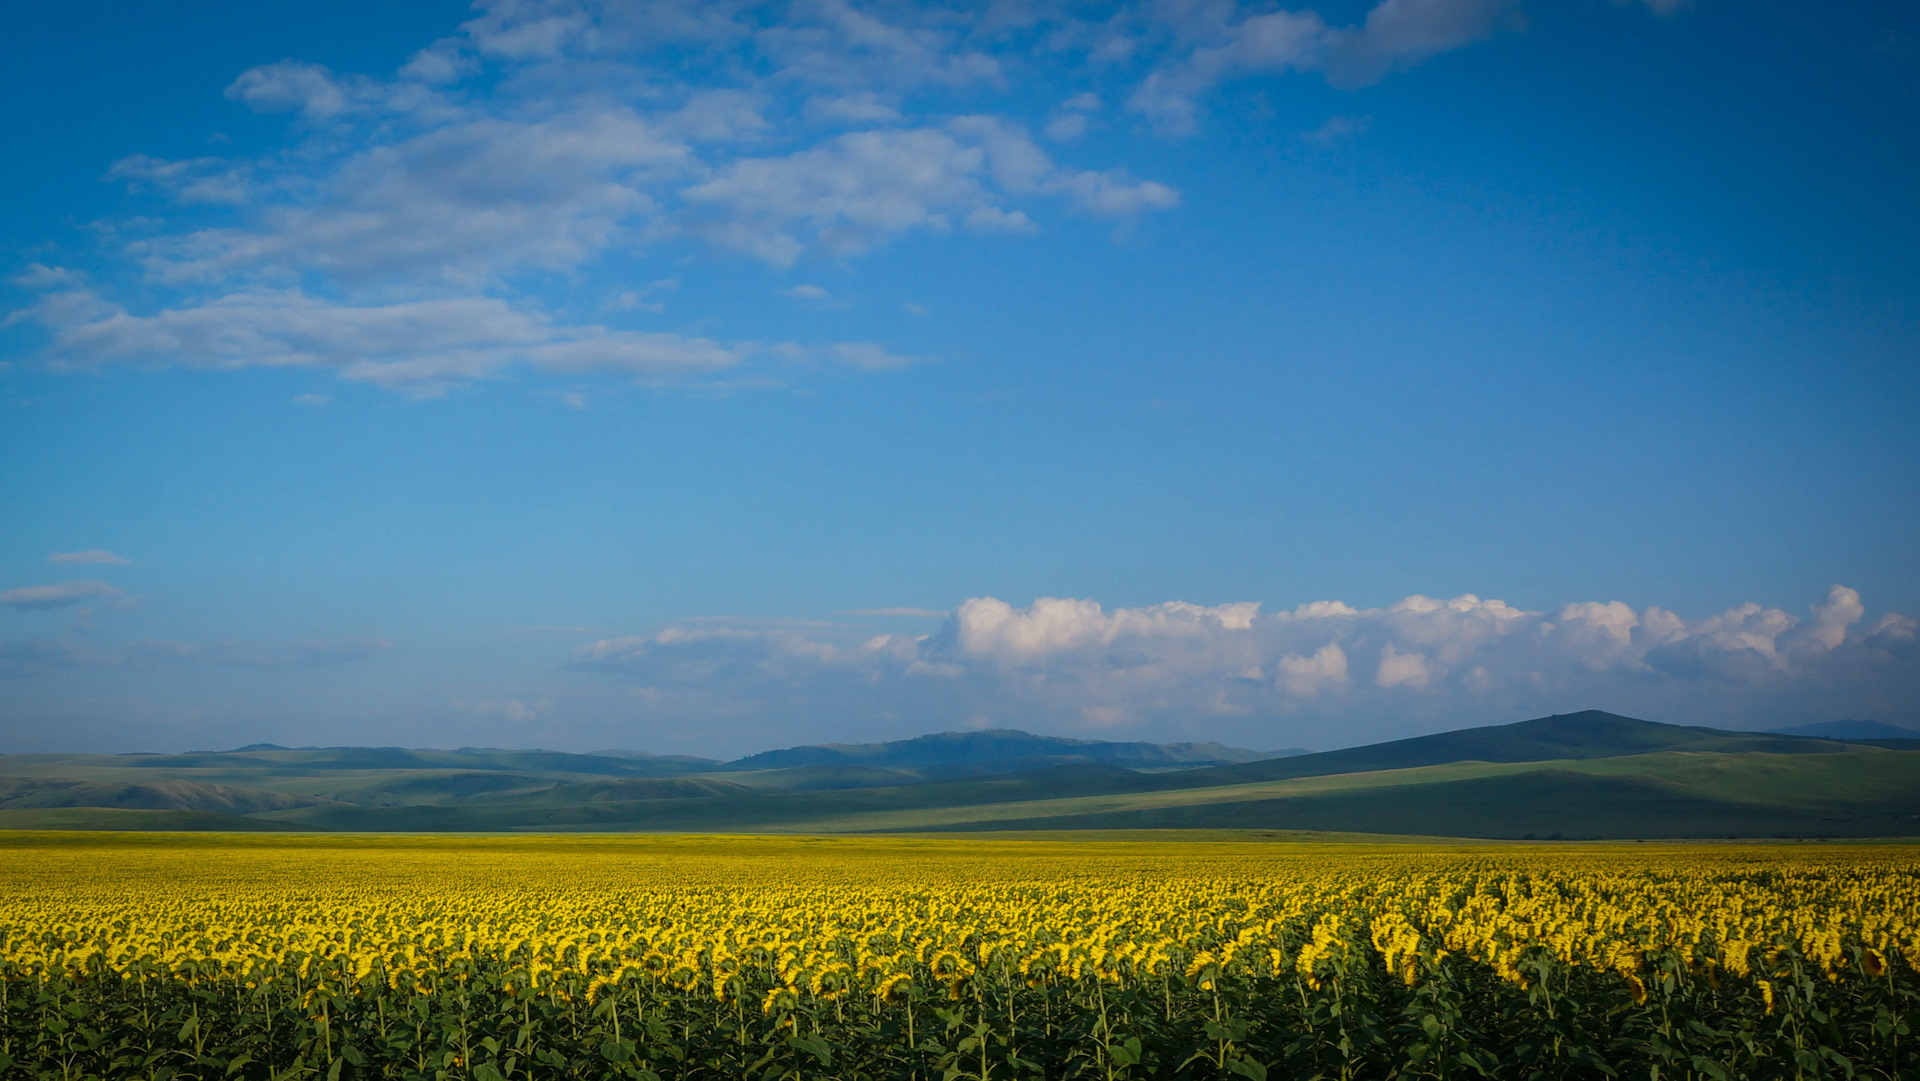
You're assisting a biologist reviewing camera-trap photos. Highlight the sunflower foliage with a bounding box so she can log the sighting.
[1,837,1917,1080]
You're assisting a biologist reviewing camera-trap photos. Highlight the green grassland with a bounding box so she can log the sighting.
[2,711,1916,838]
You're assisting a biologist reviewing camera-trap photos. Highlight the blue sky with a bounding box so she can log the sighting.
[2,0,1916,757]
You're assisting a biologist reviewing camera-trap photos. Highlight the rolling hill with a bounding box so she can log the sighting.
[721,728,1277,774]
[1,711,1914,838]
[1765,719,1920,741]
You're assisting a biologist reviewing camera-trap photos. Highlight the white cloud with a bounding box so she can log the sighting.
[1302,114,1371,147]
[807,93,903,126]
[1130,9,1330,131]
[1323,0,1516,88]
[683,120,1171,265]
[7,0,1671,397]
[226,60,363,122]
[1375,643,1434,688]
[106,154,256,205]
[565,586,1920,747]
[754,0,1003,92]
[129,108,686,288]
[48,550,131,565]
[1044,92,1102,142]
[15,285,742,397]
[1792,584,1864,654]
[0,581,123,611]
[1621,0,1690,15]
[781,284,831,299]
[1279,642,1348,696]
[450,696,554,722]
[768,340,925,371]
[1128,0,1522,130]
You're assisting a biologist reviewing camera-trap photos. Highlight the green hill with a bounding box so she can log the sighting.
[721,729,1273,775]
[3,711,1915,839]
[1162,710,1850,790]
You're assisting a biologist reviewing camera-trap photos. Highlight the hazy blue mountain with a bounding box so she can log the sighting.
[720,729,1271,776]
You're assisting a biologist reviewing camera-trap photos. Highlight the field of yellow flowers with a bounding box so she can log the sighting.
[2,833,1915,1080]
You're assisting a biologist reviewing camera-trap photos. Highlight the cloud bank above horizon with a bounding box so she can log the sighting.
[1,579,1913,754]
[562,584,1918,750]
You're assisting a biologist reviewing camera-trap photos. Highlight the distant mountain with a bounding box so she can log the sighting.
[4,710,1915,838]
[1764,720,1920,740]
[112,746,716,777]
[721,729,1270,776]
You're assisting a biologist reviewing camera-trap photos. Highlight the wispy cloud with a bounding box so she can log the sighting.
[449,696,553,722]
[0,638,91,677]
[1302,114,1372,147]
[15,284,743,397]
[126,635,393,667]
[0,581,123,611]
[48,550,131,565]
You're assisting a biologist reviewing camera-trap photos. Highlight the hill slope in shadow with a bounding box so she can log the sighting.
[4,711,1915,838]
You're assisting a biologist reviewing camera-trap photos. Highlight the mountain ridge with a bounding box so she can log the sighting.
[2,710,1914,838]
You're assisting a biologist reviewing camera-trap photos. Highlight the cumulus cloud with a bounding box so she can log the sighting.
[1279,642,1348,697]
[48,550,131,565]
[566,586,1920,746]
[0,581,123,611]
[1375,643,1434,688]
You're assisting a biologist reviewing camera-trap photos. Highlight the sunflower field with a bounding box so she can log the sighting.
[1,834,1916,1080]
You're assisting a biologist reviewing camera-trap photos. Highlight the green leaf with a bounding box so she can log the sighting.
[224,1055,253,1076]
[600,1038,634,1064]
[472,1064,506,1081]
[788,1032,833,1066]
[1226,1056,1268,1081]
